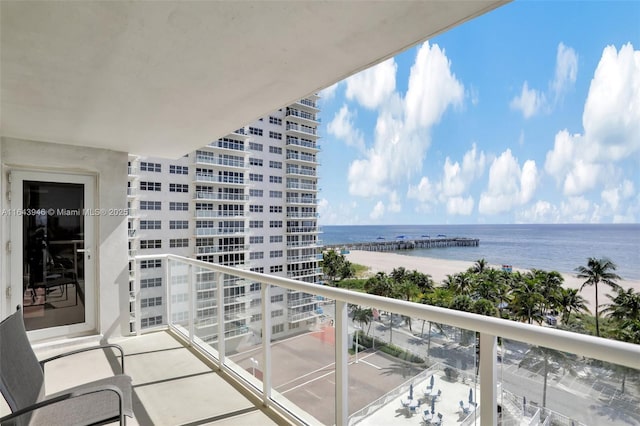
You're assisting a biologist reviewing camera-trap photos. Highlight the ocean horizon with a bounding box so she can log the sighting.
[320,223,640,280]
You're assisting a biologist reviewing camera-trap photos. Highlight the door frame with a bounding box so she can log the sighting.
[9,169,97,340]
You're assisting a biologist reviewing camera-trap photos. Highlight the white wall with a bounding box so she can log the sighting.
[0,137,130,339]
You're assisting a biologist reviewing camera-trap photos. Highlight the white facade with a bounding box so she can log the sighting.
[128,98,322,347]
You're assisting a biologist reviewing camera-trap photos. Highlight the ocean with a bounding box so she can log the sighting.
[321,224,640,280]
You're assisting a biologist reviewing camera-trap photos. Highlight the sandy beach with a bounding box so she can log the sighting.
[345,250,640,311]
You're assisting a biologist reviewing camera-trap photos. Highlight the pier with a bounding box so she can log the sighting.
[326,237,479,252]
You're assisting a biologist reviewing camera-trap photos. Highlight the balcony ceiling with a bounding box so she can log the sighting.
[1,1,507,158]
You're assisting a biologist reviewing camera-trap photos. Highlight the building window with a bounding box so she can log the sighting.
[140,239,162,249]
[140,162,161,172]
[249,236,264,244]
[269,146,282,155]
[251,314,262,322]
[249,142,263,151]
[269,176,282,184]
[271,309,283,318]
[270,265,283,273]
[271,294,284,303]
[269,116,282,125]
[249,220,263,228]
[249,158,263,167]
[269,161,282,169]
[140,259,162,269]
[140,181,161,191]
[169,165,188,174]
[249,189,263,197]
[249,283,261,292]
[140,277,162,288]
[250,267,264,274]
[170,238,189,248]
[249,252,264,260]
[269,206,283,213]
[169,202,188,211]
[141,297,162,308]
[248,127,263,136]
[249,173,263,182]
[269,221,283,228]
[269,131,282,140]
[141,316,163,328]
[269,235,283,243]
[140,220,161,230]
[289,322,300,330]
[169,183,189,192]
[140,201,161,210]
[169,220,189,230]
[272,324,284,334]
[249,205,263,213]
[269,250,283,258]
[269,191,282,198]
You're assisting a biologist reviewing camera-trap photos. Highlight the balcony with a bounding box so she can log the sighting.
[195,154,247,169]
[286,167,317,177]
[195,209,246,219]
[5,253,639,426]
[195,244,249,255]
[285,107,319,125]
[195,227,248,236]
[285,122,318,138]
[194,191,249,202]
[194,173,245,185]
[286,136,320,152]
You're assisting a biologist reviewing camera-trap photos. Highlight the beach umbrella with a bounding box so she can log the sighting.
[430,375,435,387]
[431,397,435,415]
[409,383,413,400]
[469,388,473,404]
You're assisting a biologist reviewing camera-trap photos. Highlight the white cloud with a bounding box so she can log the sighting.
[510,81,546,118]
[601,179,635,211]
[478,149,538,215]
[347,41,464,197]
[345,58,397,110]
[552,42,578,100]
[447,196,474,215]
[545,43,640,196]
[560,196,592,223]
[327,105,366,152]
[370,201,385,220]
[388,191,402,213]
[405,43,464,131]
[517,201,560,223]
[407,177,435,203]
[440,143,486,197]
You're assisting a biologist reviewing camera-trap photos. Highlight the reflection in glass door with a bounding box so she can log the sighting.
[10,172,95,337]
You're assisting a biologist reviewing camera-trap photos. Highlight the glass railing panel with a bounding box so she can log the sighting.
[348,309,480,426]
[269,294,335,424]
[500,338,639,426]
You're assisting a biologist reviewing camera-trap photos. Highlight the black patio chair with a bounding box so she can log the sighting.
[0,306,133,425]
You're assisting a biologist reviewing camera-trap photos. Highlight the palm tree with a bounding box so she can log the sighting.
[351,306,374,335]
[395,280,420,331]
[519,346,574,410]
[602,287,640,322]
[510,275,544,324]
[557,287,589,325]
[575,257,622,337]
[470,258,488,274]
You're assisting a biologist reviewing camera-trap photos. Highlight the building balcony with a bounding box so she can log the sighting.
[294,98,320,112]
[285,152,318,165]
[6,253,639,426]
[286,240,322,248]
[286,137,320,152]
[286,212,319,219]
[195,244,250,255]
[286,167,317,177]
[286,226,320,234]
[285,107,319,125]
[194,191,249,202]
[195,154,247,169]
[286,268,323,280]
[286,197,318,205]
[287,254,320,263]
[195,227,248,236]
[285,122,319,139]
[195,210,246,219]
[194,173,246,185]
[286,182,318,191]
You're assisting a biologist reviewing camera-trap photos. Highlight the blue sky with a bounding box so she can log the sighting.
[316,1,640,225]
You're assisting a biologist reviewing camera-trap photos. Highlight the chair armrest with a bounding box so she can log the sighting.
[39,344,126,374]
[0,384,125,425]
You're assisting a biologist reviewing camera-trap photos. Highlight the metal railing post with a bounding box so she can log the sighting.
[261,283,272,405]
[479,332,497,426]
[335,300,348,426]
[188,263,194,345]
[217,272,225,368]
[165,258,171,329]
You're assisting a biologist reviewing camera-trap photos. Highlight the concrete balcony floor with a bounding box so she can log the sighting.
[2,331,284,426]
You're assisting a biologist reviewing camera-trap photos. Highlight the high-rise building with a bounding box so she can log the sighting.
[127,96,322,349]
